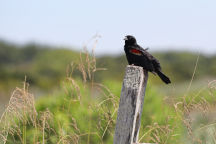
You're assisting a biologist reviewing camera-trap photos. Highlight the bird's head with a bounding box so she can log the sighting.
[124,35,137,45]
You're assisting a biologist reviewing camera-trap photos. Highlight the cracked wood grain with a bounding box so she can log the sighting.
[114,65,148,144]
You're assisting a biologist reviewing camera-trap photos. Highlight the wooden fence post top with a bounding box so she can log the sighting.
[114,65,148,144]
[123,66,145,89]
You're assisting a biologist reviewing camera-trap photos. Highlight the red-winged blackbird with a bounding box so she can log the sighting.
[124,35,171,84]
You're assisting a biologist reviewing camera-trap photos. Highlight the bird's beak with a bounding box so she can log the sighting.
[123,37,128,41]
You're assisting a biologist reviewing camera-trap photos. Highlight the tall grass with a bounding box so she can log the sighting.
[0,77,37,144]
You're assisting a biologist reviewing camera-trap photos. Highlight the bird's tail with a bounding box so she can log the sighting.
[156,70,171,84]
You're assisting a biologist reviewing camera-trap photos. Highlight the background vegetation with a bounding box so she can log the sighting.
[0,39,216,143]
[0,40,215,90]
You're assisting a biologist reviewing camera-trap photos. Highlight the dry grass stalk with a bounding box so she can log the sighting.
[0,80,37,144]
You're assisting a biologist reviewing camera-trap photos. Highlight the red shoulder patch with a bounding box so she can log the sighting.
[130,49,142,56]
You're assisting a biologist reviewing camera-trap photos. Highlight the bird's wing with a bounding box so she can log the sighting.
[128,45,162,71]
[144,52,162,71]
[128,45,147,56]
[128,46,143,56]
[140,48,162,70]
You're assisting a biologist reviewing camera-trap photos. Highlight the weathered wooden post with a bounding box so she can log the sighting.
[113,65,148,144]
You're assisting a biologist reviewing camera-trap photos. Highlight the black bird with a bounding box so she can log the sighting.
[124,35,171,84]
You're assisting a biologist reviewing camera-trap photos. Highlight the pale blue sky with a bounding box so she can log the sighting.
[0,0,216,54]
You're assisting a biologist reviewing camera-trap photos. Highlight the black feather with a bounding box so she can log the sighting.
[124,35,171,84]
